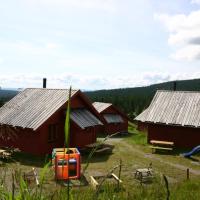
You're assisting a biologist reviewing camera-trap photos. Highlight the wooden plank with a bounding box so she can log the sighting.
[32,168,39,186]
[111,173,122,183]
[86,142,103,148]
[95,147,111,153]
[90,176,99,190]
[136,168,151,173]
[150,146,173,151]
[150,140,174,146]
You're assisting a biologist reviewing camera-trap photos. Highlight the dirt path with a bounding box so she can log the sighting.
[107,138,200,176]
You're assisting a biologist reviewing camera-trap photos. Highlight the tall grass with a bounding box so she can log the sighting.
[0,161,199,198]
[1,169,200,200]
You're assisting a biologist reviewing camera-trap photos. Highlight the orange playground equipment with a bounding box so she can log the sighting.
[52,148,81,180]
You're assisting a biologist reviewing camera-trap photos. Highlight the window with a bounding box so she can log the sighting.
[58,159,67,166]
[48,124,58,143]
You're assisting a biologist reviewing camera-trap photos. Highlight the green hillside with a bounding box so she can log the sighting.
[0,89,19,107]
[1,79,200,117]
[86,78,200,119]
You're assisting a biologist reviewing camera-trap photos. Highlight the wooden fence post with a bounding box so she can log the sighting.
[118,159,122,190]
[187,168,190,180]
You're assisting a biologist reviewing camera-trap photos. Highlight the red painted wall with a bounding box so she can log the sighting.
[0,93,101,155]
[148,123,200,148]
[105,121,128,135]
[101,106,128,135]
[137,121,148,132]
[70,122,98,147]
[0,128,44,155]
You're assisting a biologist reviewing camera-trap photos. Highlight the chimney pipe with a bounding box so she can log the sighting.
[43,78,47,88]
[173,81,177,91]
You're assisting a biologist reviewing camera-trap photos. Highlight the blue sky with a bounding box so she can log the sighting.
[0,0,200,90]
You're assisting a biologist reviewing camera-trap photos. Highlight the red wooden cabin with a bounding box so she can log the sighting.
[0,88,103,155]
[135,90,200,148]
[93,102,128,135]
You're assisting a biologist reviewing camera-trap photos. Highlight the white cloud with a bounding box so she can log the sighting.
[155,10,200,61]
[191,0,200,5]
[0,40,62,58]
[170,45,200,61]
[1,72,200,90]
[25,0,117,13]
[0,57,3,64]
[46,43,61,49]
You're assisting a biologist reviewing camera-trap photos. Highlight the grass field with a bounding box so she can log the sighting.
[1,123,200,199]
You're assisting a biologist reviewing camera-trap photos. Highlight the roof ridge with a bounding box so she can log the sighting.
[157,90,200,93]
[93,102,112,104]
[25,88,79,91]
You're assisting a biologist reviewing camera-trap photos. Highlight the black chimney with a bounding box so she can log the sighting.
[43,78,47,88]
[173,81,177,91]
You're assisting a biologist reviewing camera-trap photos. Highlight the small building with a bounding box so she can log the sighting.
[0,88,103,155]
[135,90,200,148]
[93,102,128,135]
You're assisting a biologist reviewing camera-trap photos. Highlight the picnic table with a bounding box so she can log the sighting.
[0,149,11,159]
[135,168,153,183]
[150,140,174,153]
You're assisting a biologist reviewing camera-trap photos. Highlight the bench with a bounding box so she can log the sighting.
[135,168,154,183]
[95,147,112,153]
[0,149,11,159]
[150,146,173,151]
[150,140,174,153]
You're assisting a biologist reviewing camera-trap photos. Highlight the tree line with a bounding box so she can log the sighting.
[86,79,200,120]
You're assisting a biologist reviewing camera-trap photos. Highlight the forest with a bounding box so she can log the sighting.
[0,89,18,107]
[86,78,200,120]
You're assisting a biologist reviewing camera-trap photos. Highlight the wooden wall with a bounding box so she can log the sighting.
[148,123,200,148]
[0,94,101,155]
[101,105,128,135]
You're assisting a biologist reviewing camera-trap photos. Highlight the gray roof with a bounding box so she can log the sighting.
[103,114,124,123]
[135,90,200,128]
[71,108,103,129]
[0,88,78,130]
[93,102,112,113]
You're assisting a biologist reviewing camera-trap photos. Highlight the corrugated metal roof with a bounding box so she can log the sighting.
[0,88,78,130]
[71,108,103,129]
[93,102,112,113]
[103,114,124,123]
[135,90,200,128]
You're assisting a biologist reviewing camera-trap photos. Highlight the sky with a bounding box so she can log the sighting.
[0,0,200,90]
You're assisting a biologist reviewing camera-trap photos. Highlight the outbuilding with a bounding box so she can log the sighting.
[135,90,200,148]
[93,102,128,135]
[0,88,103,155]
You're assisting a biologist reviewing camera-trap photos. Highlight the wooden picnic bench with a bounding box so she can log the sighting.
[0,149,11,159]
[135,168,154,183]
[150,140,174,153]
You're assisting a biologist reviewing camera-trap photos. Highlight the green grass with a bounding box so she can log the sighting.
[1,169,200,200]
[127,122,147,146]
[1,123,200,199]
